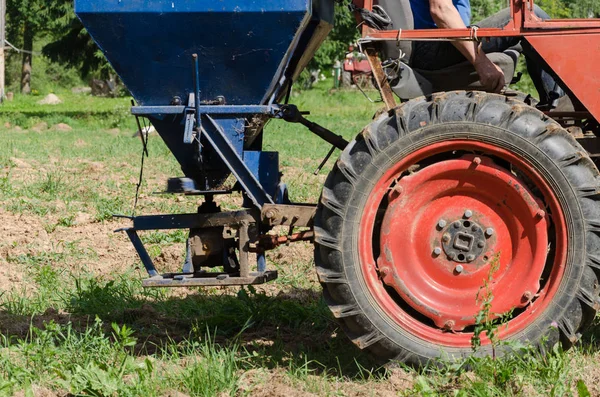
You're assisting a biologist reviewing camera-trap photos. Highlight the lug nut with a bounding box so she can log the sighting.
[485,228,494,238]
[466,254,476,262]
[265,210,276,219]
[473,157,482,165]
[433,247,442,256]
[437,219,447,229]
[444,320,455,330]
[477,240,485,248]
[442,233,451,243]
[454,221,461,228]
[464,210,473,219]
[454,265,464,274]
[536,209,546,219]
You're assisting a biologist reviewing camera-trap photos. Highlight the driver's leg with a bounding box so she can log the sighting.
[477,6,563,106]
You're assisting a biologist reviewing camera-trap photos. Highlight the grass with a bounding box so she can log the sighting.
[0,81,598,396]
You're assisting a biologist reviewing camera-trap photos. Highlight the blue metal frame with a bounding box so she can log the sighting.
[131,105,277,116]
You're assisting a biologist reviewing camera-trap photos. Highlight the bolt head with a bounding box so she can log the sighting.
[477,240,485,248]
[442,233,451,243]
[464,210,473,219]
[265,210,276,219]
[485,228,494,238]
[379,267,390,277]
[536,209,546,219]
[444,320,455,330]
[455,265,464,274]
[437,219,447,229]
[466,254,476,262]
[522,291,533,301]
[433,247,442,256]
[453,221,461,228]
[473,157,482,165]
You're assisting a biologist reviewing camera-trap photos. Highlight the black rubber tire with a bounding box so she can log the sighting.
[342,71,353,88]
[314,91,600,366]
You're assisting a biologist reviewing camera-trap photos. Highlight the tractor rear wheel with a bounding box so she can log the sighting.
[315,91,600,366]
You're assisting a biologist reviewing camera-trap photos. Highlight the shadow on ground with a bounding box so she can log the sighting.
[0,282,381,379]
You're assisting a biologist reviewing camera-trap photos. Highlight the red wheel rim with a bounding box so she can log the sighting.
[358,140,567,347]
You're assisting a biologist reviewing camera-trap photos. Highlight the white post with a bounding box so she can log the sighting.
[0,0,5,102]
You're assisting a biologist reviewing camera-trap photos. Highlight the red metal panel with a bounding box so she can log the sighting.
[527,34,600,122]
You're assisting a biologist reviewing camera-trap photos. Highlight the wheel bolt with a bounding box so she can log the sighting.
[485,228,494,238]
[444,320,455,330]
[442,233,451,243]
[473,157,482,165]
[466,254,475,262]
[464,210,473,219]
[379,267,390,277]
[454,221,461,228]
[437,219,447,229]
[536,209,546,219]
[433,247,442,256]
[522,291,533,301]
[477,240,485,248]
[455,265,464,274]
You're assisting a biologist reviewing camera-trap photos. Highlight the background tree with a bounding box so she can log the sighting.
[5,0,53,94]
[311,3,359,71]
[42,2,113,81]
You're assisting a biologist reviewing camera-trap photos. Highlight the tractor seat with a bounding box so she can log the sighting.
[375,0,519,101]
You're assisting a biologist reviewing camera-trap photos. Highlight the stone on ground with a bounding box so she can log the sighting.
[37,94,62,105]
[31,122,49,132]
[52,123,73,132]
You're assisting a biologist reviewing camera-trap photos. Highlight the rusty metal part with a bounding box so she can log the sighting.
[132,209,259,231]
[238,222,251,278]
[143,271,278,288]
[250,230,315,253]
[244,114,270,148]
[364,46,396,111]
[261,204,316,227]
[577,137,600,158]
[189,228,226,268]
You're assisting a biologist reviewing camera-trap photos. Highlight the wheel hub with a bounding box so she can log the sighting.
[439,217,487,264]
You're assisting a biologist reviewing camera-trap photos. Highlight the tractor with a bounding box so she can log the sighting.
[74,0,600,366]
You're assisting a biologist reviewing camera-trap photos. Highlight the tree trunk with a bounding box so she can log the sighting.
[21,23,33,95]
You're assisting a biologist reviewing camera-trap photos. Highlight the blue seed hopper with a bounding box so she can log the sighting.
[75,0,338,286]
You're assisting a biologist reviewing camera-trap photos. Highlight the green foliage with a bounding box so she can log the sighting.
[310,4,359,71]
[471,253,503,352]
[471,0,504,22]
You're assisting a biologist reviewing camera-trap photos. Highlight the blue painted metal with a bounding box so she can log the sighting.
[75,0,312,106]
[75,0,335,208]
[257,254,267,273]
[204,115,274,207]
[131,105,277,117]
[244,151,280,203]
[193,55,202,134]
[126,229,159,277]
